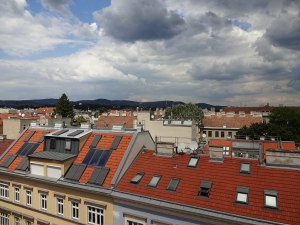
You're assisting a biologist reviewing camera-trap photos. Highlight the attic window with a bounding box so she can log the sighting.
[264,190,278,209]
[236,186,249,204]
[50,138,56,149]
[187,156,199,167]
[65,139,71,150]
[240,162,251,174]
[130,173,144,184]
[198,180,212,197]
[166,178,180,191]
[148,175,161,188]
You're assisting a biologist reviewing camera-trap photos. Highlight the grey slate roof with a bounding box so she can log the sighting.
[28,152,76,161]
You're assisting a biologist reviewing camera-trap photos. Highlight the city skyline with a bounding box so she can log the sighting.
[0,0,300,106]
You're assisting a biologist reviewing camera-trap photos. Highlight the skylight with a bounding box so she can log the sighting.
[148,175,161,188]
[130,173,144,184]
[240,162,251,174]
[236,186,249,204]
[187,156,199,167]
[198,180,212,197]
[166,178,180,191]
[264,190,278,209]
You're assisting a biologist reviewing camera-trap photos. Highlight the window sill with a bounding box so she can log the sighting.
[196,195,211,200]
[233,202,250,207]
[262,207,281,212]
[164,190,178,194]
[237,172,252,176]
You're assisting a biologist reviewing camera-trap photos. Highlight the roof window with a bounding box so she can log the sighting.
[198,180,212,197]
[240,162,251,174]
[65,139,71,150]
[50,138,56,149]
[166,178,180,191]
[148,175,161,188]
[187,156,199,167]
[130,173,144,184]
[264,190,278,209]
[236,186,249,204]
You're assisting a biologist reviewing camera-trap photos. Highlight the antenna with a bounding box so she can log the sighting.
[189,141,198,150]
[178,142,186,152]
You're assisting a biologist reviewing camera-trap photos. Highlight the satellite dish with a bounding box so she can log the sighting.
[19,113,21,116]
[202,133,206,138]
[21,113,25,118]
[151,115,154,119]
[189,141,198,150]
[178,142,186,151]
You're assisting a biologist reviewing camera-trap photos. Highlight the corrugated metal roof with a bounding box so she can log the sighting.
[28,152,76,161]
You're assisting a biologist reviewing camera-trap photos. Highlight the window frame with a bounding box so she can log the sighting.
[26,189,32,206]
[130,173,144,184]
[0,183,9,199]
[221,131,225,138]
[208,131,212,137]
[147,175,161,188]
[57,197,64,216]
[40,193,47,210]
[87,205,104,225]
[235,186,249,204]
[65,139,71,150]
[71,201,79,220]
[240,162,251,174]
[264,190,278,209]
[50,138,56,149]
[187,156,199,168]
[14,186,20,202]
[215,131,219,137]
[0,212,9,225]
[166,178,180,192]
[14,216,21,225]
[198,180,212,198]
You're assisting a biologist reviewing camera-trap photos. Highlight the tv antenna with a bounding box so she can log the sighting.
[178,142,186,153]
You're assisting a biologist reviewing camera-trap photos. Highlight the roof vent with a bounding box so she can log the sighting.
[112,125,124,132]
[54,123,63,128]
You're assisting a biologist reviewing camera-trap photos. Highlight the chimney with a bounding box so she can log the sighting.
[258,143,263,164]
[209,145,224,161]
[156,142,174,156]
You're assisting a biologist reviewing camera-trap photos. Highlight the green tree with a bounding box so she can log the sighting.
[53,93,74,118]
[73,115,88,127]
[164,103,204,124]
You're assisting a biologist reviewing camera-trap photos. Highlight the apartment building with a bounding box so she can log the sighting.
[0,123,154,225]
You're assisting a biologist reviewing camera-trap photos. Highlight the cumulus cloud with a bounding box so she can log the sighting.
[40,0,74,18]
[93,0,186,42]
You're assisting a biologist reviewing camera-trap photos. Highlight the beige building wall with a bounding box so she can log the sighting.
[201,128,238,142]
[137,112,197,143]
[0,173,114,225]
[3,118,36,139]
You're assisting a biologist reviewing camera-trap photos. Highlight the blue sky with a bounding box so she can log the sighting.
[0,0,300,106]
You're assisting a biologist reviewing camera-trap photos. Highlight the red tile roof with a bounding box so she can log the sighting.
[223,104,274,113]
[35,107,55,115]
[0,139,14,157]
[202,114,262,128]
[116,150,300,225]
[95,116,136,128]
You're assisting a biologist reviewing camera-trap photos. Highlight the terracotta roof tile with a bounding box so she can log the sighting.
[116,150,300,225]
[79,166,94,183]
[7,156,23,171]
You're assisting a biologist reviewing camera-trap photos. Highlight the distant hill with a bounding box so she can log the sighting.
[0,98,223,111]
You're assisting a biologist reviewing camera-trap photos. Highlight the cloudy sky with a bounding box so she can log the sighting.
[0,0,300,106]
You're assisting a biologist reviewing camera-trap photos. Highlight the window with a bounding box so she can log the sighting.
[236,186,249,204]
[130,173,144,184]
[124,214,146,225]
[228,132,232,138]
[264,190,278,209]
[0,212,9,225]
[14,217,21,225]
[187,156,199,167]
[215,131,219,137]
[50,138,56,149]
[47,165,61,178]
[65,139,71,150]
[198,180,212,197]
[57,198,64,215]
[71,201,79,220]
[221,131,225,138]
[41,193,47,210]
[127,221,143,225]
[166,178,180,191]
[208,131,212,137]
[87,206,104,225]
[240,162,251,174]
[25,222,32,225]
[0,183,9,198]
[148,175,161,188]
[26,190,32,206]
[223,147,229,156]
[14,187,20,202]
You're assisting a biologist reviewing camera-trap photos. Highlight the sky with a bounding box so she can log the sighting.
[0,0,300,106]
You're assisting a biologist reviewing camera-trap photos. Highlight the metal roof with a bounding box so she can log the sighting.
[28,152,76,161]
[45,128,92,138]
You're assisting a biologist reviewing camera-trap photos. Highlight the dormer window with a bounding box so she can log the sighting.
[240,162,251,174]
[50,138,56,149]
[130,173,144,184]
[187,156,199,167]
[65,139,71,151]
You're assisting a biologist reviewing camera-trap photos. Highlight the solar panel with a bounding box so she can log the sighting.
[24,131,35,142]
[37,132,50,143]
[17,143,31,155]
[95,167,109,185]
[72,164,86,181]
[67,130,84,137]
[90,135,102,148]
[0,155,17,168]
[97,150,112,167]
[19,143,39,156]
[88,167,102,184]
[110,136,122,150]
[82,149,96,164]
[52,129,69,136]
[65,164,79,179]
[16,157,29,171]
[89,150,103,165]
